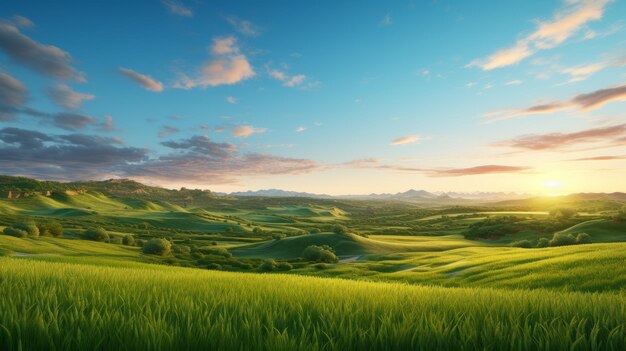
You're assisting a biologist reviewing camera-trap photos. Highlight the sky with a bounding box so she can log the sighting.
[0,0,625,195]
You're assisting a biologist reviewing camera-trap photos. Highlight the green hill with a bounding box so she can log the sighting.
[556,219,626,242]
[232,233,478,259]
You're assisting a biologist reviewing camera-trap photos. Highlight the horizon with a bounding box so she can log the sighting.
[0,0,625,195]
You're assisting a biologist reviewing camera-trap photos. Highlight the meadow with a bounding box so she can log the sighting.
[1,257,625,350]
[1,177,625,350]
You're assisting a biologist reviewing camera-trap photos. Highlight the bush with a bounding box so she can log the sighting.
[261,259,277,271]
[38,221,63,237]
[173,245,191,255]
[302,245,338,263]
[199,247,232,258]
[510,240,532,248]
[309,228,321,234]
[576,232,592,244]
[135,239,145,247]
[83,227,109,242]
[314,263,327,270]
[272,233,286,240]
[206,263,222,270]
[142,238,172,256]
[332,224,349,235]
[276,262,293,271]
[13,222,39,237]
[3,227,28,238]
[122,235,135,246]
[549,232,576,247]
[536,237,550,248]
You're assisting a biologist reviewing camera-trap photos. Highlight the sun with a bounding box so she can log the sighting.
[543,180,561,189]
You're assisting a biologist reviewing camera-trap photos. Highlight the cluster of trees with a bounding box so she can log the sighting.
[3,221,63,238]
[302,245,338,263]
[511,232,592,248]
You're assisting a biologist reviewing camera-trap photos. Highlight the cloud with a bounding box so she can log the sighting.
[380,14,393,26]
[225,16,262,37]
[232,125,266,138]
[161,0,193,17]
[11,15,34,29]
[161,135,237,159]
[99,115,121,132]
[559,56,626,84]
[295,127,306,132]
[468,0,610,70]
[484,83,626,122]
[0,70,27,121]
[426,165,530,177]
[158,126,180,138]
[226,96,237,104]
[567,155,626,161]
[268,67,314,89]
[0,127,147,179]
[46,84,94,109]
[175,37,255,89]
[0,18,83,80]
[343,158,528,177]
[505,80,523,85]
[391,135,421,145]
[119,67,164,92]
[493,124,626,151]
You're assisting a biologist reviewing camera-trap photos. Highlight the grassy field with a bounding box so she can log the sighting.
[1,257,625,350]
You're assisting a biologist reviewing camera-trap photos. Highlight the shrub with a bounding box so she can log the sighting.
[332,224,349,235]
[302,245,338,263]
[38,221,63,237]
[576,232,592,244]
[314,263,327,270]
[536,237,550,248]
[206,263,222,270]
[122,235,135,246]
[276,262,293,271]
[173,245,191,255]
[511,240,532,248]
[83,227,110,242]
[272,233,286,240]
[3,227,28,238]
[110,236,123,245]
[261,259,277,271]
[549,232,576,247]
[211,241,218,246]
[135,239,145,247]
[199,247,232,258]
[142,238,172,256]
[309,228,321,234]
[13,222,39,237]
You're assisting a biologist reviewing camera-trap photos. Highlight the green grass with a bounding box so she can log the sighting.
[232,233,480,259]
[557,219,626,242]
[1,257,625,350]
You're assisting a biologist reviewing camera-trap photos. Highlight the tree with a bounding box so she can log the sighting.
[332,224,349,235]
[83,227,110,242]
[536,237,550,248]
[576,232,592,244]
[261,259,277,271]
[13,222,39,237]
[142,238,172,256]
[549,232,576,247]
[122,235,135,246]
[302,245,338,263]
[3,227,28,238]
[549,208,577,220]
[38,221,63,237]
[252,227,264,235]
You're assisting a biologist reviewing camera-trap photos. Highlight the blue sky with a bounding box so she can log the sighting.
[0,0,625,194]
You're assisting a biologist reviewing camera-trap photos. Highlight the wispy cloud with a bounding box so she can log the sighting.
[119,67,164,92]
[391,135,421,145]
[225,16,262,37]
[295,127,306,132]
[232,125,266,138]
[0,17,84,81]
[226,96,237,104]
[493,124,626,151]
[158,126,180,138]
[567,155,626,161]
[426,165,529,177]
[161,0,193,17]
[380,13,393,26]
[268,67,313,88]
[99,115,121,132]
[505,80,523,86]
[468,0,610,70]
[175,36,255,89]
[46,84,94,109]
[558,55,626,85]
[0,70,27,121]
[484,83,626,122]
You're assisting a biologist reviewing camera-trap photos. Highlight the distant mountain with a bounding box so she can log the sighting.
[229,189,332,198]
[493,192,626,207]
